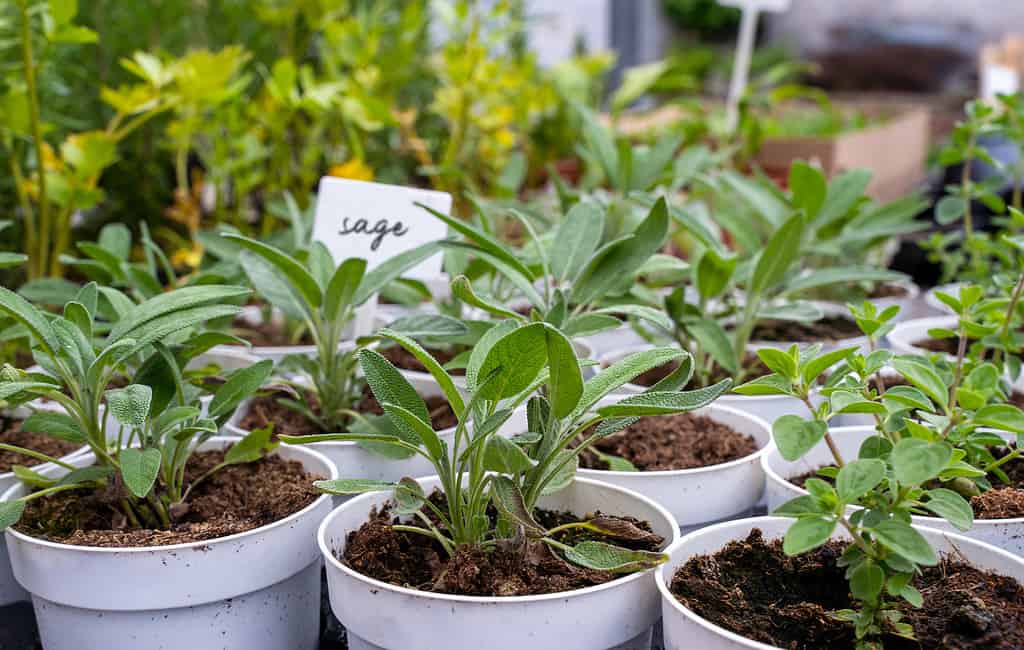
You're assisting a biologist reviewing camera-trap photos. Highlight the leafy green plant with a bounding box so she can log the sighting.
[737,296,1024,646]
[650,161,907,387]
[0,282,273,531]
[1,3,172,279]
[286,318,730,570]
[223,232,458,436]
[420,197,682,349]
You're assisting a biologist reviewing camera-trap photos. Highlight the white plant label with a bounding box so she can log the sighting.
[718,0,790,10]
[312,177,450,280]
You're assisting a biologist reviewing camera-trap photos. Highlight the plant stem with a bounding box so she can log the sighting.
[20,0,49,278]
[0,444,78,471]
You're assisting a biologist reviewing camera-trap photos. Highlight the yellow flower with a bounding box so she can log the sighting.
[170,244,203,270]
[328,159,375,182]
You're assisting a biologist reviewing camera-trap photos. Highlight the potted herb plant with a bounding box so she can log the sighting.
[306,319,729,649]
[219,236,517,487]
[0,284,337,649]
[658,342,1024,648]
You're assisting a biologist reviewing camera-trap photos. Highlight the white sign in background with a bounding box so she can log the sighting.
[312,177,451,279]
[312,177,452,334]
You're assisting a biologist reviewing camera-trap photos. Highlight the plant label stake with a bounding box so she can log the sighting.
[312,177,451,335]
[719,0,791,132]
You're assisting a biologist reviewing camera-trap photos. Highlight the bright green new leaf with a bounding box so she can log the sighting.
[891,438,952,486]
[870,520,937,566]
[773,416,828,461]
[783,516,836,555]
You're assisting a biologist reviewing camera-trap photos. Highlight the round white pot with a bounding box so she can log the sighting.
[598,344,818,426]
[213,303,376,362]
[762,425,1024,553]
[0,404,89,607]
[657,515,1024,649]
[3,437,336,650]
[225,374,527,489]
[886,315,957,358]
[576,399,772,529]
[923,282,965,316]
[321,475,679,650]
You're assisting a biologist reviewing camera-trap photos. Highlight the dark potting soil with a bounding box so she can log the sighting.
[0,416,80,473]
[239,386,458,437]
[342,493,664,597]
[230,314,314,347]
[790,447,1024,519]
[379,344,466,376]
[670,529,1024,649]
[15,449,320,547]
[914,337,963,356]
[750,317,863,343]
[628,353,771,389]
[578,413,758,472]
[869,283,909,299]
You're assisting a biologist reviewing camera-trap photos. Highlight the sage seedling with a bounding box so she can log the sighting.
[288,318,730,571]
[0,282,273,531]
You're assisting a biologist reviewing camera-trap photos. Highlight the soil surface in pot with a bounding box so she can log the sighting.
[577,413,758,471]
[750,316,862,343]
[869,283,909,299]
[0,416,80,473]
[790,448,1024,519]
[379,344,466,376]
[230,314,314,347]
[628,353,770,389]
[671,528,1024,649]
[239,386,458,437]
[342,492,664,596]
[15,449,321,547]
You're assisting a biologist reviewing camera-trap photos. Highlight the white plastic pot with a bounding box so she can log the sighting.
[657,515,1024,649]
[3,437,336,650]
[0,405,89,607]
[213,303,375,362]
[762,425,1024,554]
[577,399,772,529]
[923,282,964,316]
[226,374,526,488]
[321,475,679,650]
[598,345,817,426]
[886,315,957,358]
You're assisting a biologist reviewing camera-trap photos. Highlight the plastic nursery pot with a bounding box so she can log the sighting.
[0,404,90,607]
[212,303,375,362]
[656,515,1024,650]
[885,315,957,358]
[762,425,1024,553]
[3,437,337,650]
[225,374,527,491]
[576,398,772,530]
[598,345,820,425]
[320,475,679,650]
[923,282,965,316]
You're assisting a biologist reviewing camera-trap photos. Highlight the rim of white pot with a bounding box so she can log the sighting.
[576,400,772,478]
[924,282,964,315]
[762,425,1024,527]
[655,515,1024,650]
[597,343,818,403]
[3,436,337,554]
[886,315,958,357]
[319,474,679,604]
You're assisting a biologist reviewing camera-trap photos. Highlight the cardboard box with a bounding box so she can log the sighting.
[755,103,931,202]
[613,101,931,202]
